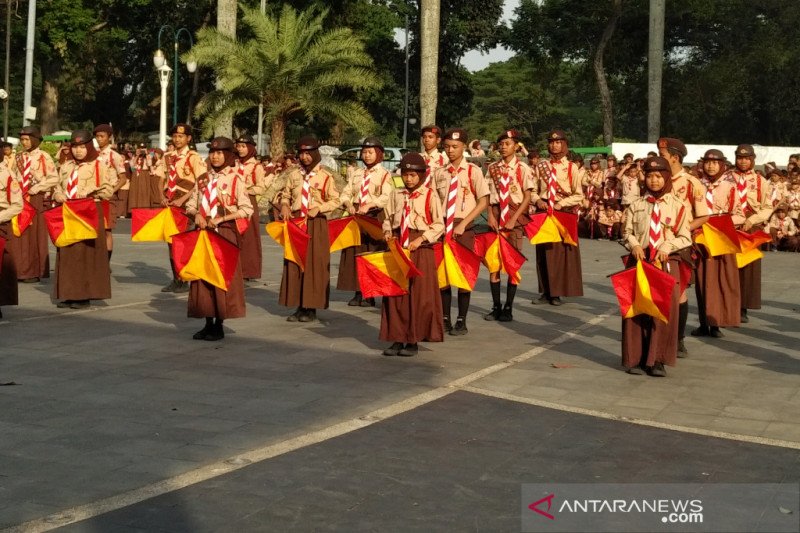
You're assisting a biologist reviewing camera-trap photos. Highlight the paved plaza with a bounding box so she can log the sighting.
[1,221,799,531]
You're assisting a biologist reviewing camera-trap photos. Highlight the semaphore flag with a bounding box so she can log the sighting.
[171,229,240,291]
[473,231,527,285]
[735,230,771,268]
[327,216,362,253]
[525,210,578,246]
[11,200,36,237]
[266,219,310,270]
[356,239,421,298]
[131,207,189,243]
[610,260,676,323]
[432,237,482,291]
[43,198,99,247]
[695,214,741,256]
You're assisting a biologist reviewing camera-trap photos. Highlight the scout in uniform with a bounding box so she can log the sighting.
[691,149,741,338]
[0,161,22,318]
[380,153,445,357]
[6,126,58,283]
[93,125,126,258]
[127,143,156,211]
[432,128,489,335]
[769,205,798,251]
[279,135,341,322]
[658,137,709,355]
[622,157,692,377]
[338,136,393,306]
[419,125,449,188]
[484,129,534,322]
[51,130,114,309]
[233,134,267,281]
[184,137,253,341]
[162,123,207,293]
[1,138,16,173]
[724,144,773,323]
[531,129,585,306]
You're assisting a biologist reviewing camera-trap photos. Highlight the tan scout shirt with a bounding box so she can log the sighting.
[281,164,340,215]
[671,170,709,220]
[185,167,254,221]
[620,174,641,206]
[3,153,17,174]
[53,159,114,202]
[382,185,444,244]
[583,169,604,191]
[0,168,23,224]
[16,148,58,195]
[432,159,489,219]
[701,175,746,225]
[786,190,800,220]
[235,158,267,197]
[97,146,127,189]
[163,147,206,197]
[769,216,797,237]
[340,165,394,211]
[486,159,535,206]
[531,156,585,209]
[724,170,773,227]
[623,194,692,255]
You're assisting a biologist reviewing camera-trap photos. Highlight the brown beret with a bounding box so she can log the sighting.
[496,129,520,143]
[547,130,567,142]
[207,137,234,152]
[657,137,687,157]
[93,124,113,135]
[399,153,427,172]
[735,144,755,158]
[170,123,193,136]
[702,149,725,161]
[443,128,468,143]
[421,125,442,136]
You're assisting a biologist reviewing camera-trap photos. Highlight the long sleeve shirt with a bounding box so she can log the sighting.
[382,185,444,244]
[623,194,692,255]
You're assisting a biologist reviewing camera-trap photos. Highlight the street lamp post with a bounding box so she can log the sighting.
[157,64,172,150]
[153,26,197,128]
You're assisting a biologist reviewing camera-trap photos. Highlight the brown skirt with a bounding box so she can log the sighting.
[239,195,263,279]
[113,190,129,219]
[739,259,761,310]
[53,205,111,301]
[380,231,444,344]
[127,170,154,211]
[279,215,330,309]
[188,222,246,319]
[535,241,584,297]
[695,249,740,327]
[490,205,529,251]
[621,256,680,369]
[337,219,386,291]
[0,224,19,306]
[6,193,50,279]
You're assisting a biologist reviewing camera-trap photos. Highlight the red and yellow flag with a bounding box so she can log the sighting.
[171,229,240,290]
[473,232,527,284]
[525,211,578,246]
[610,260,676,323]
[735,230,771,268]
[356,239,421,298]
[432,237,482,290]
[266,219,310,270]
[355,214,385,241]
[328,216,362,253]
[695,214,741,256]
[131,207,189,243]
[11,200,36,237]
[43,199,99,247]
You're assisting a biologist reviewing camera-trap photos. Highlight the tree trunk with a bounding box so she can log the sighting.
[593,0,622,146]
[270,117,286,160]
[39,73,59,135]
[214,0,237,137]
[419,0,440,127]
[330,119,344,146]
[647,0,666,142]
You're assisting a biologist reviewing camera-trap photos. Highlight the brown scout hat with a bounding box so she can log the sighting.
[19,125,42,139]
[496,129,520,143]
[93,124,113,135]
[207,137,235,152]
[295,135,319,151]
[361,136,384,151]
[420,125,443,137]
[70,130,94,145]
[547,129,567,142]
[399,153,427,173]
[234,134,256,145]
[657,137,687,157]
[702,149,725,161]
[170,123,193,136]
[644,156,671,173]
[443,128,468,143]
[735,144,755,158]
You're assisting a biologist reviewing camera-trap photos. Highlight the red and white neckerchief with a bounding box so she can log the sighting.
[400,189,420,248]
[66,166,80,200]
[704,178,717,213]
[770,186,779,207]
[20,153,32,195]
[444,165,459,238]
[547,159,559,210]
[359,166,372,206]
[200,171,219,219]
[300,169,315,217]
[422,152,443,187]
[646,195,663,261]
[498,163,511,227]
[167,153,185,200]
[735,172,749,212]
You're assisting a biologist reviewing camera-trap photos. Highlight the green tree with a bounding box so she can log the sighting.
[187,4,381,158]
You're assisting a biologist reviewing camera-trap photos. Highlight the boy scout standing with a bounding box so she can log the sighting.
[531,130,585,306]
[484,129,534,322]
[233,134,266,281]
[432,128,489,334]
[419,125,449,188]
[724,144,773,323]
[162,123,207,293]
[0,160,22,318]
[7,126,58,283]
[93,125,127,260]
[657,137,708,355]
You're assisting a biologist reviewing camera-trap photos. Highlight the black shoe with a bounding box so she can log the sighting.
[20,277,40,283]
[70,300,90,310]
[647,362,667,377]
[204,323,225,341]
[299,309,316,322]
[443,316,452,333]
[626,366,645,375]
[450,317,468,336]
[484,306,501,321]
[161,279,178,293]
[709,326,724,338]
[173,281,190,294]
[348,293,362,306]
[193,325,211,340]
[677,339,688,358]
[56,300,74,308]
[549,297,563,306]
[690,325,710,337]
[360,297,375,307]
[532,294,549,305]
[498,306,513,322]
[287,308,303,322]
[383,342,403,356]
[398,343,418,357]
[740,309,749,323]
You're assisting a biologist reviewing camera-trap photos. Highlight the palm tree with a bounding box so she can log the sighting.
[419,0,440,127]
[186,5,381,158]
